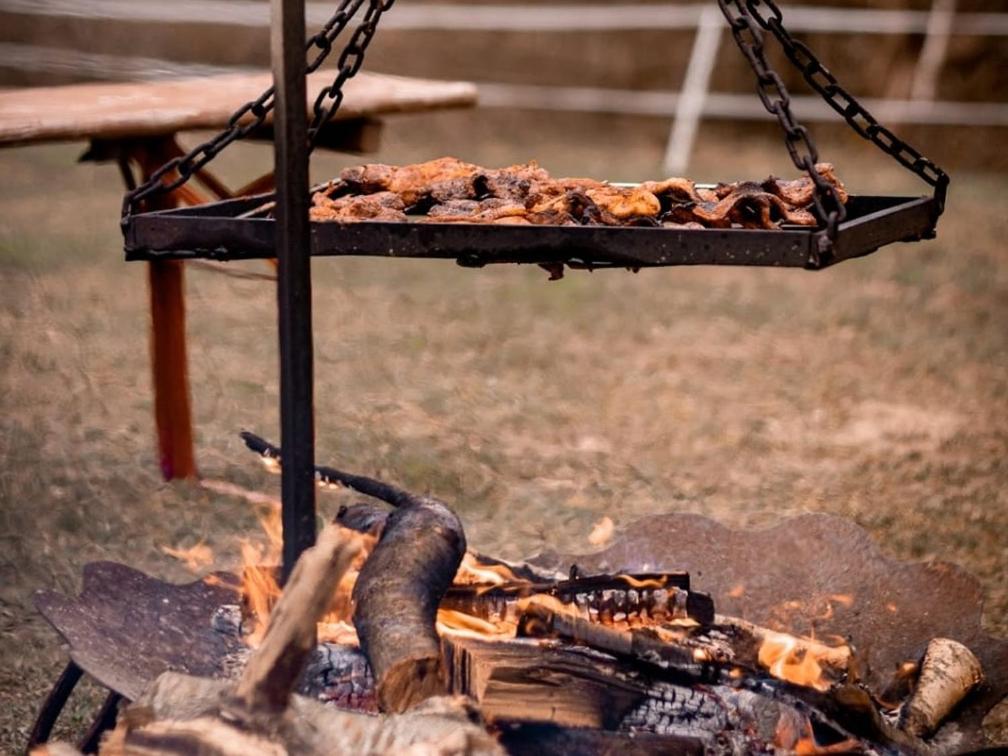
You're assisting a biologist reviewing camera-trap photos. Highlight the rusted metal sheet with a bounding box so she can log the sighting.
[34,562,242,701]
[532,512,1008,748]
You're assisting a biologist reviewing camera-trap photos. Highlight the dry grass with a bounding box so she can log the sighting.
[1,109,1006,749]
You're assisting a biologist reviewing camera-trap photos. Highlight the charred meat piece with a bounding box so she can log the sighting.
[340,157,480,206]
[310,191,407,222]
[473,161,551,202]
[693,183,816,229]
[759,162,849,206]
[426,198,529,224]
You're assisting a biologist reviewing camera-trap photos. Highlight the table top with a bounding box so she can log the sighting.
[0,70,478,146]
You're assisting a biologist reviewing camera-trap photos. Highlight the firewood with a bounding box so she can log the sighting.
[516,599,713,678]
[98,522,500,755]
[240,432,467,714]
[29,745,84,756]
[899,637,984,738]
[102,673,502,755]
[353,494,466,713]
[714,614,853,672]
[232,524,361,714]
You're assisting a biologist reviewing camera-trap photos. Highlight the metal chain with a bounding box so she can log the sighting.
[308,0,395,144]
[718,0,949,248]
[743,0,948,215]
[717,0,846,243]
[122,0,392,219]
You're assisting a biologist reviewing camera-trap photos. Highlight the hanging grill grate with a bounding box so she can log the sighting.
[120,0,949,269]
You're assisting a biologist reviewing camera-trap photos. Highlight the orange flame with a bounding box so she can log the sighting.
[238,502,374,647]
[757,630,849,692]
[161,541,214,572]
[453,553,526,587]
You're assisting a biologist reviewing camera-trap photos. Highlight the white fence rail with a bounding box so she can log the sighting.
[1,0,1006,171]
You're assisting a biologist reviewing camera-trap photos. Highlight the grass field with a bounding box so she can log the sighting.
[1,107,1006,748]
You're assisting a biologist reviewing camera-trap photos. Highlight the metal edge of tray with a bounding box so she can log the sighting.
[124,194,936,270]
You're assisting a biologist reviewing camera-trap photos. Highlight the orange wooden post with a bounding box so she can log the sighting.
[147,258,197,479]
[132,138,198,480]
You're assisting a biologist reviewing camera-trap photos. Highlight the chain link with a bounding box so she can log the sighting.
[717,0,846,245]
[123,0,392,219]
[719,0,949,247]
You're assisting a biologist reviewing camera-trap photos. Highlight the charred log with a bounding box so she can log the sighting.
[516,600,719,680]
[443,573,713,627]
[240,432,467,713]
[353,493,466,713]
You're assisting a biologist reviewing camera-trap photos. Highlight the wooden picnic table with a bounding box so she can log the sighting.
[0,71,477,481]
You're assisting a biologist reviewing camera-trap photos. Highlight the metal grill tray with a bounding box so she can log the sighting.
[124,193,937,270]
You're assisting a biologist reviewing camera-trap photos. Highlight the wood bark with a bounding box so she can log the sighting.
[101,673,501,755]
[899,637,984,737]
[241,432,467,713]
[353,495,466,713]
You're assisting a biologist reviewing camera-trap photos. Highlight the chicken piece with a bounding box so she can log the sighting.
[639,177,704,206]
[757,163,849,206]
[524,189,620,226]
[426,198,528,224]
[310,191,406,222]
[473,161,552,202]
[340,157,481,206]
[692,183,815,229]
[583,186,661,220]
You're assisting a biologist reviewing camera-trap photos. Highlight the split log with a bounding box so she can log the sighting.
[241,431,467,713]
[441,633,873,753]
[899,638,984,738]
[231,524,361,715]
[103,673,501,755]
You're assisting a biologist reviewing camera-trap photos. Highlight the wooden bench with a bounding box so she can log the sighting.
[0,71,477,481]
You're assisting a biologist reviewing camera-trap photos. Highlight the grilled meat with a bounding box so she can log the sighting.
[312,158,848,230]
[310,191,406,222]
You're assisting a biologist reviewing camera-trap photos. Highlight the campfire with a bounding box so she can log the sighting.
[33,432,1006,755]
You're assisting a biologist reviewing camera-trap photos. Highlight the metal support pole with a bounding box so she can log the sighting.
[271,0,316,581]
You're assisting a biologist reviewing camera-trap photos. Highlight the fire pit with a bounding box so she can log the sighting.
[32,439,1008,754]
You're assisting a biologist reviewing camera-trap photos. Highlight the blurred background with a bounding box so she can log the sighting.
[1,0,1006,748]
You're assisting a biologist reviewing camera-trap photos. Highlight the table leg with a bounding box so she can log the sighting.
[147,259,197,480]
[123,139,199,481]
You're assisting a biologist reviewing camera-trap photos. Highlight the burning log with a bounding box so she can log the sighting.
[96,525,500,755]
[715,615,853,687]
[516,599,721,678]
[441,572,714,627]
[230,524,361,714]
[241,431,467,713]
[899,638,984,738]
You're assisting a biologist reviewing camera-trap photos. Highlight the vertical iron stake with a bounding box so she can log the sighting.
[271,0,316,581]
